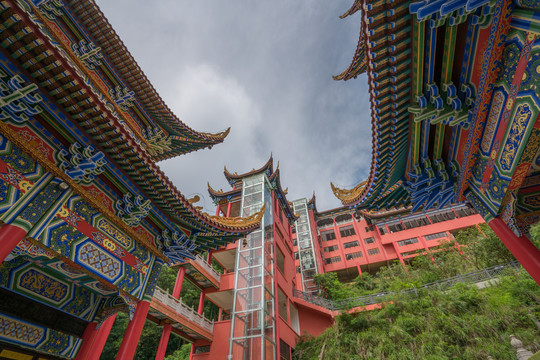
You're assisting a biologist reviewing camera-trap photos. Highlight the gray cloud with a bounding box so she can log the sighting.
[96,0,372,212]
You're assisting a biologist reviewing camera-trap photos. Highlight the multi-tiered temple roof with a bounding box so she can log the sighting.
[0,0,261,262]
[209,156,298,224]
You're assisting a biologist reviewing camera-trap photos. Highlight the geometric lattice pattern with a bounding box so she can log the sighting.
[79,243,120,280]
[0,315,43,346]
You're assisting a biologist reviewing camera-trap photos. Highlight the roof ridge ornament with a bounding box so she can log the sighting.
[207,203,265,229]
[331,179,368,204]
[340,0,362,19]
[333,16,367,81]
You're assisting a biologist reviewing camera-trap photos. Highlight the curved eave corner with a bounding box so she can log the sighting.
[330,179,369,206]
[207,181,241,204]
[151,127,231,162]
[333,11,367,81]
[206,203,265,234]
[224,155,274,186]
[340,0,362,19]
[269,168,299,224]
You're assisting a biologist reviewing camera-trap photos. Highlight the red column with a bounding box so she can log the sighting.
[154,323,172,360]
[190,291,206,359]
[75,322,99,360]
[155,267,185,360]
[226,202,232,217]
[86,314,117,360]
[0,224,27,263]
[116,301,150,360]
[172,267,185,299]
[488,218,540,286]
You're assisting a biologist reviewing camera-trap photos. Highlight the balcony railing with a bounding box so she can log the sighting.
[293,261,521,311]
[194,254,222,282]
[153,287,214,332]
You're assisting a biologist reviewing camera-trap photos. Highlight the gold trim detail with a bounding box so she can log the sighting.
[208,203,265,228]
[330,179,368,204]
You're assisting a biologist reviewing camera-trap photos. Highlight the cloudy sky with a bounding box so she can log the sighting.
[95,0,372,213]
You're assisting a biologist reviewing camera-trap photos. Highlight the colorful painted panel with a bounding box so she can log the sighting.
[17,269,68,305]
[77,241,121,282]
[0,316,44,349]
[0,258,102,321]
[498,101,538,174]
[0,312,81,358]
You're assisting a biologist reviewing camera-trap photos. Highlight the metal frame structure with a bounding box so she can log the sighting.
[292,199,319,293]
[228,174,276,360]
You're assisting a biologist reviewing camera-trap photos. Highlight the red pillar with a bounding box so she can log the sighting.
[190,291,206,359]
[226,202,232,217]
[488,218,540,286]
[75,322,99,360]
[0,224,27,263]
[86,314,117,360]
[356,264,362,277]
[172,267,185,299]
[154,323,172,360]
[155,267,185,360]
[116,301,150,360]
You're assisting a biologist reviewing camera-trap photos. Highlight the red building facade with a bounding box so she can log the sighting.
[295,201,482,286]
[195,158,484,360]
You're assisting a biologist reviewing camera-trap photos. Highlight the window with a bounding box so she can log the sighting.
[317,218,334,228]
[378,226,388,235]
[335,213,352,225]
[456,207,475,217]
[346,251,363,260]
[388,222,404,232]
[364,237,375,244]
[324,245,339,253]
[293,239,297,247]
[397,238,419,246]
[325,256,341,264]
[321,229,336,242]
[195,346,211,354]
[278,288,288,321]
[296,266,301,273]
[276,246,285,274]
[401,249,425,257]
[344,240,359,249]
[280,339,291,360]
[425,232,447,240]
[367,248,380,255]
[294,252,299,260]
[339,225,355,238]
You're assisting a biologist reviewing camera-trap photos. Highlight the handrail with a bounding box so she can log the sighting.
[153,287,214,332]
[195,254,221,282]
[194,254,222,282]
[293,261,521,311]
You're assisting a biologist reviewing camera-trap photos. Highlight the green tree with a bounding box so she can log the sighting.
[314,272,355,300]
[295,270,540,360]
[528,221,540,250]
[456,223,515,268]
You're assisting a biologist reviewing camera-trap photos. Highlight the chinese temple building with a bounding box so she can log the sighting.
[0,0,262,359]
[331,0,540,285]
[1,0,540,359]
[199,157,485,360]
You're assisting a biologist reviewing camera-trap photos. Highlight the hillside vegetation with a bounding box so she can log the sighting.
[294,224,540,360]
